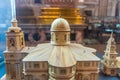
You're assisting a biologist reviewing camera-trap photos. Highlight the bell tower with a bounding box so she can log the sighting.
[4,0,25,80]
[102,33,118,76]
[6,19,25,51]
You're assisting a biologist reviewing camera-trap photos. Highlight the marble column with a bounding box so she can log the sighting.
[99,0,108,17]
[118,2,120,17]
[75,30,84,44]
[107,0,117,17]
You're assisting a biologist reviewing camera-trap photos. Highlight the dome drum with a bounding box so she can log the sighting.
[51,31,70,46]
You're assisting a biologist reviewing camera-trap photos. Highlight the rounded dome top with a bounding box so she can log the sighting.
[51,18,70,31]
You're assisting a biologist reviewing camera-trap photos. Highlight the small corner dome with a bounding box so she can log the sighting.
[51,18,70,31]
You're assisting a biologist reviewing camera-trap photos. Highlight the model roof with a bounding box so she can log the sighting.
[23,43,100,67]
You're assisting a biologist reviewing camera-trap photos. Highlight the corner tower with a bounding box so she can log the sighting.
[51,18,70,46]
[4,19,25,80]
[6,19,25,51]
[102,33,118,76]
[4,0,25,79]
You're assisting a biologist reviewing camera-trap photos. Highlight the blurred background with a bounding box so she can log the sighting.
[0,0,11,78]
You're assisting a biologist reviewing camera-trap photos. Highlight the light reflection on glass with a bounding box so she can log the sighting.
[11,0,16,19]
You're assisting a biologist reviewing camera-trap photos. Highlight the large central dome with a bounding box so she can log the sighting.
[51,18,70,31]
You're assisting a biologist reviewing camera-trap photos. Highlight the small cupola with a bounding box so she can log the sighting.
[50,18,70,46]
[8,18,21,33]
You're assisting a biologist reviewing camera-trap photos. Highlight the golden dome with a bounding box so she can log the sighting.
[51,18,70,31]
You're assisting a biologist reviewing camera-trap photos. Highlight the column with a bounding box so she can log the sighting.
[75,30,84,43]
[107,0,117,17]
[99,0,108,17]
[118,2,120,17]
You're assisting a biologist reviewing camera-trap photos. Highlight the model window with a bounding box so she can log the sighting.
[21,37,24,45]
[105,60,107,64]
[111,55,115,59]
[10,55,14,57]
[56,35,58,41]
[92,62,94,66]
[9,38,15,47]
[10,30,15,32]
[60,69,66,74]
[51,32,54,41]
[34,0,41,4]
[29,63,31,68]
[64,35,67,41]
[96,62,98,66]
[84,62,90,67]
[111,69,115,75]
[67,33,70,41]
[79,62,82,66]
[69,68,72,73]
[42,63,45,68]
[34,64,40,68]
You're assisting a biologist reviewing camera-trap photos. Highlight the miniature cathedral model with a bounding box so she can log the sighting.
[102,33,118,76]
[4,17,100,80]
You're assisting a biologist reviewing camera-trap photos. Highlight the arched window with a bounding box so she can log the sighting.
[51,32,55,41]
[67,33,70,41]
[9,38,15,47]
[60,69,66,74]
[56,35,58,41]
[64,35,66,41]
[21,37,24,45]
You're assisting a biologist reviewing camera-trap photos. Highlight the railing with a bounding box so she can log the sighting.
[87,16,120,23]
[43,0,74,3]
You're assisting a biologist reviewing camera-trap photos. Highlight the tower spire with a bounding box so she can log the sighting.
[110,32,113,38]
[11,0,18,27]
[11,0,16,19]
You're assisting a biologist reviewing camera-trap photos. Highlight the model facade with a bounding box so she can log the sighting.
[4,17,100,80]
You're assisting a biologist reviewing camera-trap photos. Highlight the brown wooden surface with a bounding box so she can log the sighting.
[86,44,120,53]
